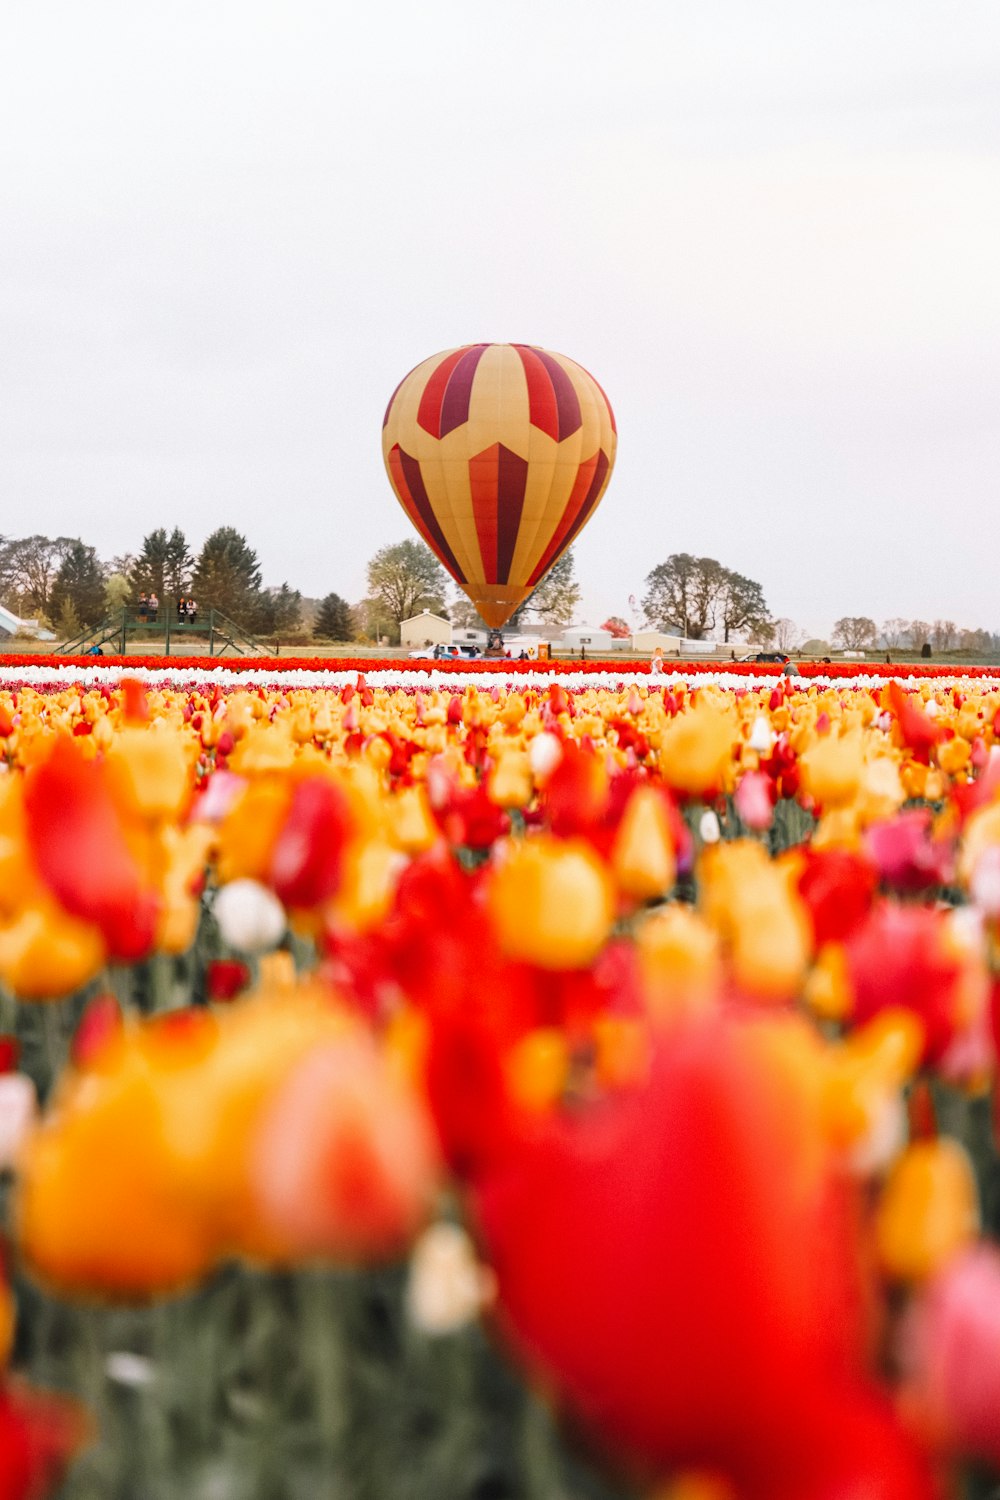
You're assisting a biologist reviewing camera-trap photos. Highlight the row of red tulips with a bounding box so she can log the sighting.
[2,653,999,679]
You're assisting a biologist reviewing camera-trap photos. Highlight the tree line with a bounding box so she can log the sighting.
[0,529,589,645]
[0,529,304,641]
[4,529,990,653]
[830,617,1000,653]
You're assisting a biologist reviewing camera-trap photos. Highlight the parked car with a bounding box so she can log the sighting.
[407,643,481,661]
[753,651,791,663]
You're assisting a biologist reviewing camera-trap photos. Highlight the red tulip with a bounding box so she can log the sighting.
[887,682,944,764]
[470,1013,933,1496]
[23,738,158,962]
[797,847,877,946]
[269,776,353,908]
[0,1380,90,1500]
[846,903,975,1064]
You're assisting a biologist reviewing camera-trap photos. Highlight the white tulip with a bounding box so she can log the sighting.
[528,731,563,781]
[406,1222,496,1337]
[747,716,773,753]
[699,810,721,844]
[213,879,287,954]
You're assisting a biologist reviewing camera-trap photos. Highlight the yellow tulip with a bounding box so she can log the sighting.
[489,836,614,970]
[876,1138,979,1282]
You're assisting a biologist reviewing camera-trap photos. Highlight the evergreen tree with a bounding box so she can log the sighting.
[313,592,354,640]
[191,528,263,624]
[164,527,193,599]
[49,540,107,630]
[130,528,192,609]
[255,584,302,636]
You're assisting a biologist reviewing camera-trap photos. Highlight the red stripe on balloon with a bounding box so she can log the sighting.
[496,446,529,583]
[525,451,599,585]
[469,446,500,583]
[526,348,582,441]
[417,345,489,439]
[388,444,467,584]
[527,449,609,586]
[438,344,488,437]
[416,348,472,438]
[513,345,560,441]
[469,443,529,584]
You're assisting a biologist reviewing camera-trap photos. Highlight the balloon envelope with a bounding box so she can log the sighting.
[382,344,617,629]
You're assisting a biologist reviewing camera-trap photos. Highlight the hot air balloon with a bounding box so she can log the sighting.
[381,344,617,630]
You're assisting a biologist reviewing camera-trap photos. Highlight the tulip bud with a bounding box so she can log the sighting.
[406,1222,495,1336]
[970,846,1000,917]
[699,810,720,844]
[0,1074,37,1171]
[213,879,287,954]
[876,1139,979,1282]
[528,731,563,783]
[611,787,675,900]
[488,751,533,809]
[907,1247,1000,1464]
[747,716,773,754]
[488,837,614,970]
[734,771,773,831]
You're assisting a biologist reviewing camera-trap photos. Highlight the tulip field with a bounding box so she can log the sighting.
[3,654,1000,1499]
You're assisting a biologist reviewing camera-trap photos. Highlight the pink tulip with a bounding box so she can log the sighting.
[908,1246,1000,1464]
[734,771,774,831]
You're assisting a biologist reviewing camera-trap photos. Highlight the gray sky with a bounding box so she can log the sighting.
[2,0,999,640]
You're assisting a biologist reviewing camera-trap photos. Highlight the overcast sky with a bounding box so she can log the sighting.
[2,1,998,639]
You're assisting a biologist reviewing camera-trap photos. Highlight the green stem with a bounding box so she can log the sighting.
[521,1392,564,1500]
[147,954,173,1014]
[0,984,17,1037]
[40,1001,66,1090]
[298,1270,348,1463]
[140,1303,174,1500]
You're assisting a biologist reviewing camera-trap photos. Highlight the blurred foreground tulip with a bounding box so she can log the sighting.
[0,1382,91,1500]
[488,837,614,970]
[16,988,373,1296]
[251,1035,440,1262]
[846,903,986,1065]
[470,1012,933,1497]
[876,1139,979,1283]
[907,1246,1000,1465]
[23,738,158,962]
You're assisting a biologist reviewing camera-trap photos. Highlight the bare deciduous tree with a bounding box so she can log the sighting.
[772,617,799,651]
[833,616,878,650]
[881,618,909,650]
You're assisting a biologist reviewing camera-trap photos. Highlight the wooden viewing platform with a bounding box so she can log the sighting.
[59,609,266,657]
